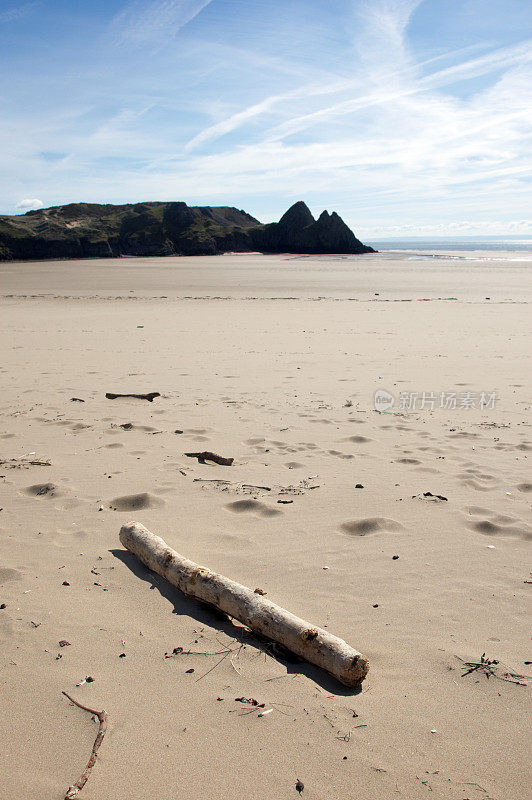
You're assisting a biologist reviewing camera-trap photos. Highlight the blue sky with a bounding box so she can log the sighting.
[1,0,531,235]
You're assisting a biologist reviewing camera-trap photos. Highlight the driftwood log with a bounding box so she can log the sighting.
[119,522,368,686]
[185,451,234,466]
[105,392,160,402]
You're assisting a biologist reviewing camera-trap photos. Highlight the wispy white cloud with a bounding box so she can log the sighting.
[185,41,489,152]
[263,39,532,142]
[0,2,39,25]
[107,0,213,49]
[353,0,424,68]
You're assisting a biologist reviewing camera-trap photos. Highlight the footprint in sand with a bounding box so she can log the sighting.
[225,500,282,518]
[468,519,531,540]
[462,507,532,540]
[346,435,372,444]
[464,506,491,516]
[517,483,532,493]
[284,461,304,469]
[21,482,80,510]
[109,492,165,511]
[456,469,498,491]
[340,517,403,536]
[395,458,421,465]
[23,482,62,498]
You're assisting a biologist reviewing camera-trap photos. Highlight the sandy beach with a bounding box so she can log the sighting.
[0,252,530,800]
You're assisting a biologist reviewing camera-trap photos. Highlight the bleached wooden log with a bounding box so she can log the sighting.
[119,522,369,686]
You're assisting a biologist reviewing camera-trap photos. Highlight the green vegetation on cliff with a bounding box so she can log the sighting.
[0,200,375,260]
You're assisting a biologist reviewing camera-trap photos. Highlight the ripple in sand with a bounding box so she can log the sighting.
[109,492,165,511]
[340,517,403,536]
[0,567,22,583]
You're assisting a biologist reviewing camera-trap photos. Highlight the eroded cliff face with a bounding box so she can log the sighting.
[0,200,375,260]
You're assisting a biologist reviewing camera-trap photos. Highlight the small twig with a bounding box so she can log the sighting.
[61,691,108,799]
[456,654,528,685]
[165,647,236,658]
[0,458,51,468]
[461,781,488,792]
[195,651,231,681]
[500,675,528,686]
[336,731,351,741]
[193,478,232,484]
[229,657,242,675]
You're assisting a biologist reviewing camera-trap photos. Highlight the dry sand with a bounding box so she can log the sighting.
[0,252,530,800]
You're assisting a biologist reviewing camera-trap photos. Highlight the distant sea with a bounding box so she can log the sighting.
[367,236,532,253]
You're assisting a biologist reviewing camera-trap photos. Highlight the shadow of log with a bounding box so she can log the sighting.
[110,547,360,696]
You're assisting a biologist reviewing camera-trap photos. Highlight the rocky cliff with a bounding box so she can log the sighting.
[0,200,375,260]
